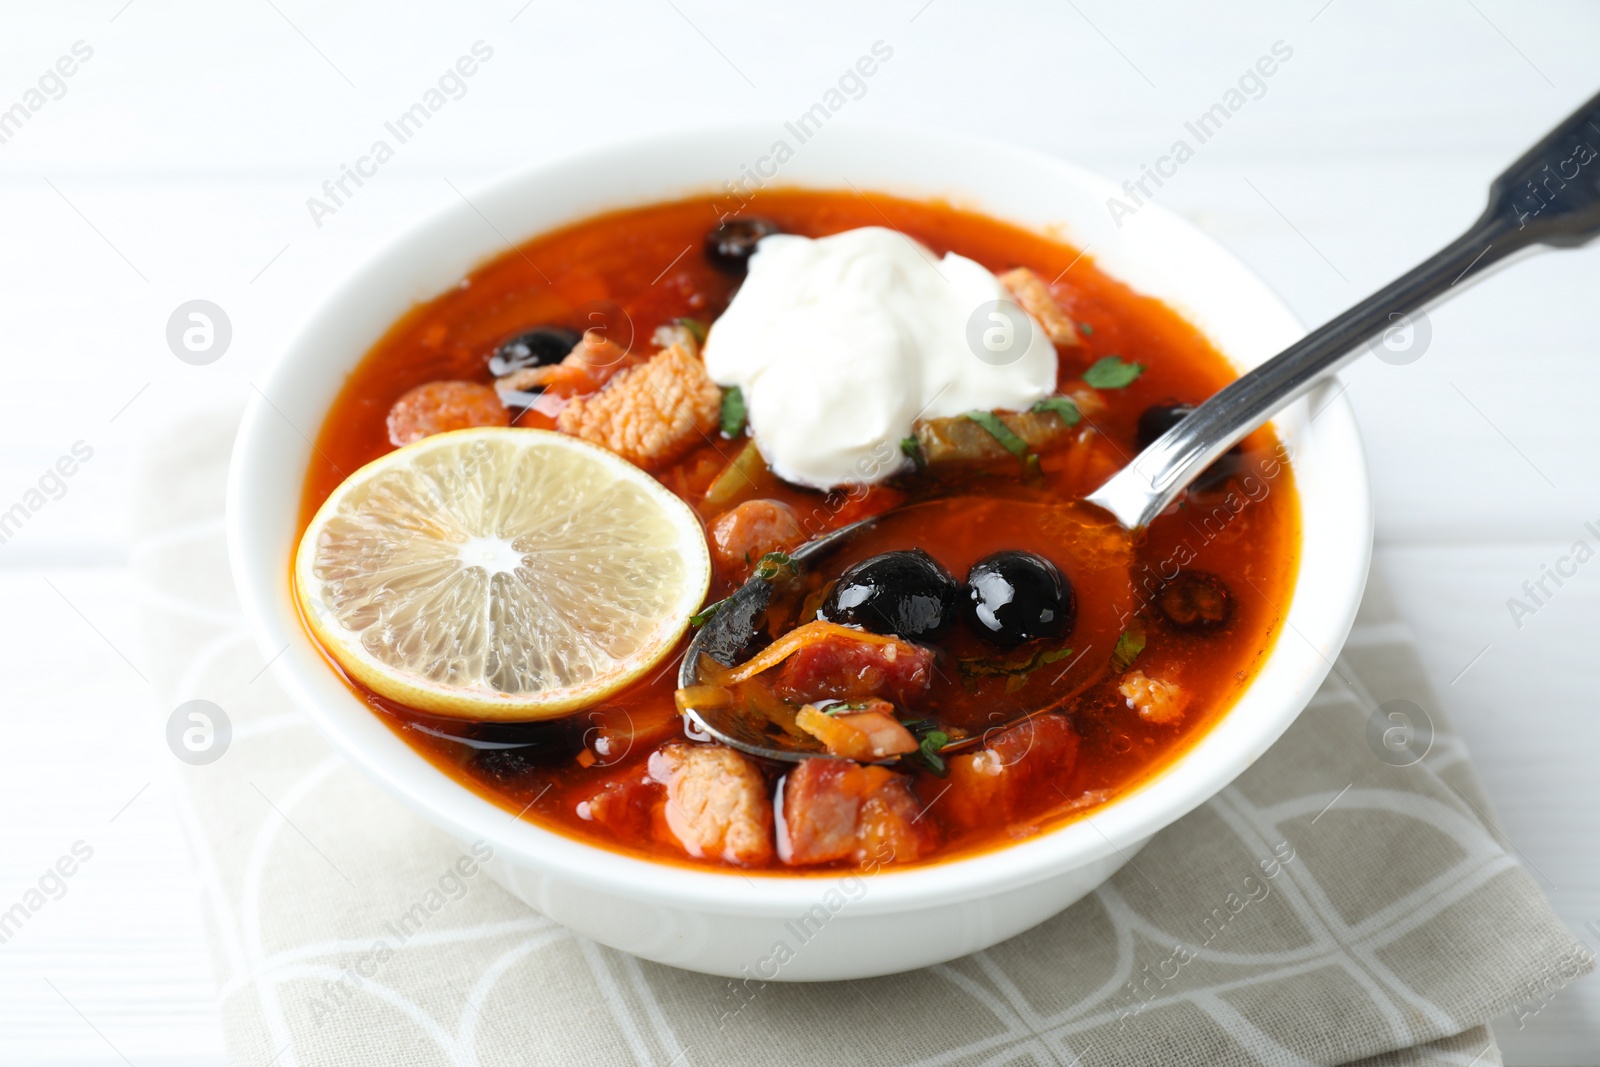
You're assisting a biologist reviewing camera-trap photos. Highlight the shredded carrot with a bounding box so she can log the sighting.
[794,704,864,758]
[717,620,900,685]
[674,684,733,714]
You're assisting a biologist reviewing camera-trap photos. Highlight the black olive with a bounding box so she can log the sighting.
[488,326,582,378]
[705,217,781,274]
[1136,401,1242,490]
[964,551,1074,647]
[820,549,958,641]
[1156,572,1232,632]
[470,748,539,784]
[1136,401,1195,450]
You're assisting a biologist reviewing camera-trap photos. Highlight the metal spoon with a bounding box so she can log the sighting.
[682,87,1600,761]
[1088,87,1600,529]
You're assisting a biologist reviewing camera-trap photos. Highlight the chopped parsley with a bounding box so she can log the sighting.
[675,317,709,343]
[1111,625,1147,672]
[1030,395,1082,425]
[1083,355,1145,390]
[689,597,727,627]
[964,410,1031,460]
[960,644,1075,691]
[900,435,925,469]
[909,728,951,777]
[1077,321,1094,336]
[719,386,747,438]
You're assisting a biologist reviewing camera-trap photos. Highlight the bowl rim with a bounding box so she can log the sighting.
[227,120,1372,917]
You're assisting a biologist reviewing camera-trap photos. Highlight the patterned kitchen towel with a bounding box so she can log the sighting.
[135,408,1592,1067]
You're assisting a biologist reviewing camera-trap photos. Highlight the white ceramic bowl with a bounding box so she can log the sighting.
[227,123,1371,982]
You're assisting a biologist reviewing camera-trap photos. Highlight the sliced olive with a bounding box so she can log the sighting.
[488,326,582,377]
[705,217,781,275]
[820,549,958,641]
[1156,572,1232,631]
[965,551,1074,647]
[1136,401,1242,490]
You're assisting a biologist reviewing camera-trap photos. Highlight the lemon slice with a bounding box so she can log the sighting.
[295,427,711,720]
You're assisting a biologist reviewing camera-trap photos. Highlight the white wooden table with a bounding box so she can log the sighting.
[3,1,1597,1062]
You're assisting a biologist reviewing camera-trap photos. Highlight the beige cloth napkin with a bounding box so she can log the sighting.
[138,409,1592,1067]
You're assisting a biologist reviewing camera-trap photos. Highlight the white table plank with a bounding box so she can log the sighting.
[0,570,226,1065]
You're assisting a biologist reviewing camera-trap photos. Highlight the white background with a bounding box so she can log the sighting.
[1,1,1597,1063]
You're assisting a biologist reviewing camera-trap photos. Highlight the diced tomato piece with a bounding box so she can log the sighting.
[944,713,1080,830]
[777,759,934,866]
[774,632,934,704]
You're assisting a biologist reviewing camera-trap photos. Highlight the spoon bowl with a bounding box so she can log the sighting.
[678,498,1130,761]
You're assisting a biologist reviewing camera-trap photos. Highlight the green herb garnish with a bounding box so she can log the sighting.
[910,729,950,777]
[1083,355,1145,389]
[753,551,793,581]
[1110,625,1146,672]
[719,386,746,438]
[675,317,709,343]
[964,410,1030,460]
[900,435,925,469]
[1078,321,1094,336]
[1031,396,1082,425]
[960,645,1074,691]
[689,598,727,627]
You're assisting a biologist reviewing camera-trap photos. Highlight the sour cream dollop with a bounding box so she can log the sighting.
[702,227,1057,489]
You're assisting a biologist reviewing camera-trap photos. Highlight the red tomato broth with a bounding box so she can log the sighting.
[298,189,1300,874]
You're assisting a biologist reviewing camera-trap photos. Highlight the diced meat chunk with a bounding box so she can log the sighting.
[999,267,1080,347]
[576,771,661,841]
[647,743,773,866]
[777,759,934,866]
[944,713,1080,830]
[386,381,509,446]
[495,329,644,399]
[1120,670,1188,724]
[774,631,935,704]
[709,499,806,582]
[557,342,721,469]
[794,699,918,760]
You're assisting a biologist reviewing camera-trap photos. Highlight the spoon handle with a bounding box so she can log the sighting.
[1086,87,1600,531]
